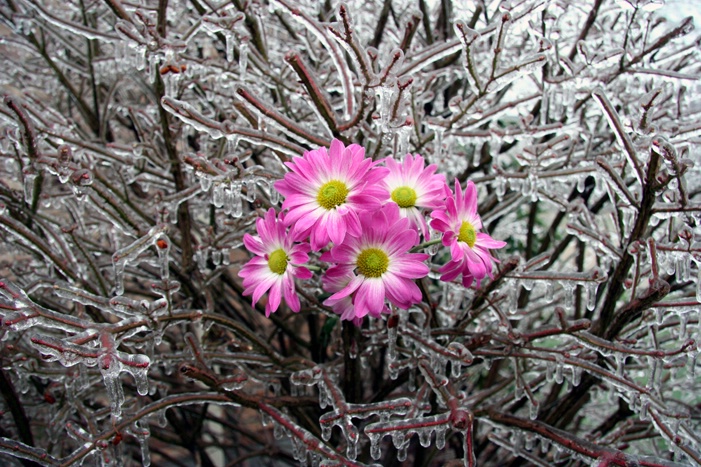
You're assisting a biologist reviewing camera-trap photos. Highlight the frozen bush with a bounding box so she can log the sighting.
[0,0,700,465]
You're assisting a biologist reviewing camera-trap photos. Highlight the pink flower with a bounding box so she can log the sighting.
[384,154,449,239]
[239,209,312,316]
[274,139,389,251]
[321,266,366,326]
[430,180,506,287]
[321,203,429,320]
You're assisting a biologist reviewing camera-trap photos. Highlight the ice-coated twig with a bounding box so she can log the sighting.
[1,281,89,332]
[161,96,304,159]
[271,0,355,118]
[285,51,338,136]
[59,392,238,466]
[591,87,644,186]
[487,410,690,467]
[27,1,120,42]
[329,5,375,85]
[235,86,330,146]
[259,403,380,467]
[112,224,168,295]
[0,437,59,466]
[595,156,639,207]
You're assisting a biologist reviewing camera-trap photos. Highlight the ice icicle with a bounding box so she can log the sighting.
[584,282,598,311]
[514,374,524,401]
[546,361,555,382]
[369,432,382,459]
[225,32,234,63]
[102,365,125,418]
[212,183,224,207]
[396,126,410,156]
[197,173,212,192]
[231,184,243,217]
[529,400,539,420]
[687,351,698,380]
[155,234,170,279]
[239,37,249,79]
[112,224,168,296]
[571,365,582,387]
[387,315,398,364]
[544,281,554,303]
[562,281,575,310]
[447,342,473,378]
[677,254,690,282]
[121,353,150,396]
[23,170,37,206]
[376,79,396,134]
[495,176,506,201]
[163,73,178,97]
[434,126,445,162]
[132,422,151,467]
[435,424,447,449]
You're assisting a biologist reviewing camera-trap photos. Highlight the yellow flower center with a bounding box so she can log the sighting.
[317,180,348,210]
[391,186,417,208]
[457,221,477,248]
[356,248,389,278]
[268,248,288,275]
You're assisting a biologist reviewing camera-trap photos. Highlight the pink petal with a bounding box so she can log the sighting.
[439,261,464,282]
[267,281,282,314]
[356,279,385,316]
[464,181,478,217]
[240,261,270,285]
[294,266,313,280]
[325,211,347,245]
[327,274,364,302]
[251,273,278,305]
[476,232,507,249]
[283,277,300,312]
[390,259,429,279]
[386,229,419,257]
[462,272,475,288]
[289,250,309,265]
[430,212,451,233]
[283,193,315,209]
[450,240,465,262]
[344,209,362,237]
[243,234,267,256]
[383,273,419,308]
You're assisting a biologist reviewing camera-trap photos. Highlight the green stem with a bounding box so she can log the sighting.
[411,238,442,253]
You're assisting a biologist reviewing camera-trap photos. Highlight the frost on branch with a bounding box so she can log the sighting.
[0,0,700,465]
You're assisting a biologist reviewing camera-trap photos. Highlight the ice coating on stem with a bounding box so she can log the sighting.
[112,224,168,296]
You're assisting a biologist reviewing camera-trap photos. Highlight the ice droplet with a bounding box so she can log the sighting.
[239,37,249,80]
[585,282,598,311]
[23,170,37,206]
[369,432,382,459]
[376,79,396,133]
[225,32,234,63]
[529,400,539,420]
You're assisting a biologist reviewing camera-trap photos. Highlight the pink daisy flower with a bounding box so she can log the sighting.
[384,154,449,239]
[239,208,312,316]
[430,179,506,287]
[274,139,389,251]
[321,203,429,319]
[321,266,366,326]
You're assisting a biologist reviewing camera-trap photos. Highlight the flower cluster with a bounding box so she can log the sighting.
[238,140,506,322]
